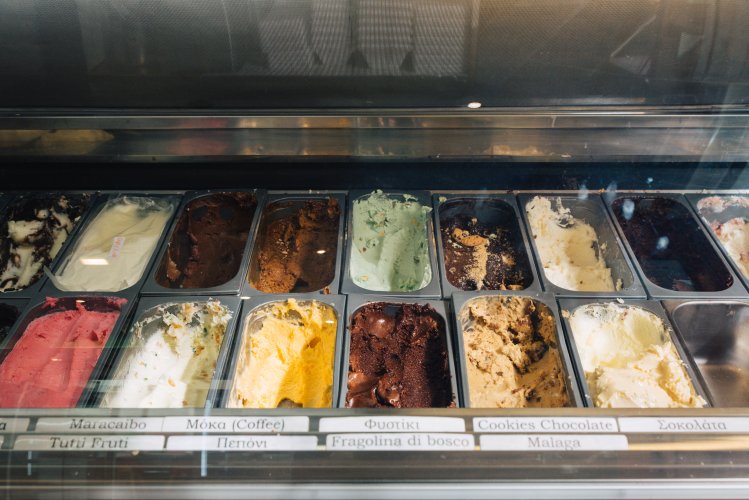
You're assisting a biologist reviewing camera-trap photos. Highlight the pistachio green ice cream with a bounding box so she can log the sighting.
[350,190,432,291]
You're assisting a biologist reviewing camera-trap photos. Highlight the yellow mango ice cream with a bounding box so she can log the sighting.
[227,299,338,408]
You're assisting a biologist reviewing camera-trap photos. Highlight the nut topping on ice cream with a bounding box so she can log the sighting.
[101,300,232,408]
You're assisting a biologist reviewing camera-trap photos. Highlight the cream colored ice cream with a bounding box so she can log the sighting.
[459,295,570,408]
[526,196,618,291]
[52,196,175,292]
[568,303,705,408]
[101,300,232,408]
[227,299,337,409]
[696,196,749,279]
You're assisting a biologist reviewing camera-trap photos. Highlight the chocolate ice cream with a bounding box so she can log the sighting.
[613,197,732,292]
[0,193,90,292]
[251,198,340,293]
[156,192,257,289]
[439,199,532,291]
[345,302,454,408]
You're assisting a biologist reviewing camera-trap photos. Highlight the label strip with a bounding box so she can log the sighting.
[474,417,618,434]
[326,433,474,451]
[35,417,164,434]
[13,435,165,451]
[319,417,465,433]
[480,434,628,451]
[619,417,749,433]
[0,418,30,434]
[167,435,318,451]
[162,416,309,434]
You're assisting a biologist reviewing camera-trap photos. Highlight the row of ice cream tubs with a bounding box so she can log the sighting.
[0,189,748,303]
[0,290,746,410]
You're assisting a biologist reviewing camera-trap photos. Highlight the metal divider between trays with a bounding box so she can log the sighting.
[41,191,184,299]
[341,190,442,298]
[240,191,346,298]
[342,294,460,408]
[432,192,542,299]
[140,189,267,296]
[516,192,647,299]
[221,294,346,409]
[557,297,712,408]
[603,192,747,299]
[451,290,584,409]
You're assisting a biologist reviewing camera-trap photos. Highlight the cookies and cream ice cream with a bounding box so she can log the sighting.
[0,194,89,292]
[568,303,706,408]
[526,196,618,291]
[101,300,232,408]
[459,295,570,408]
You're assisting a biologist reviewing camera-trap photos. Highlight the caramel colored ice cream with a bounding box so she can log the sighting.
[459,295,570,408]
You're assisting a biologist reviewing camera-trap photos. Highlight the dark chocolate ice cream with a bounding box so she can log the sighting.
[155,192,257,289]
[613,197,732,292]
[0,193,90,292]
[251,198,340,293]
[346,302,454,408]
[439,198,532,290]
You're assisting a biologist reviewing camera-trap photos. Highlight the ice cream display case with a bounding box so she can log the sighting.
[2,0,749,498]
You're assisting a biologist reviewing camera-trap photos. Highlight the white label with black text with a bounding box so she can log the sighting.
[162,416,309,434]
[619,417,749,433]
[167,435,318,451]
[326,433,474,451]
[0,418,30,433]
[35,417,163,433]
[480,434,628,451]
[319,417,465,433]
[473,417,617,433]
[13,435,165,451]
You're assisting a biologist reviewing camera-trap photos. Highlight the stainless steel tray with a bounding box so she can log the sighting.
[451,290,583,408]
[558,298,710,408]
[341,190,442,298]
[433,193,541,297]
[341,294,459,408]
[605,193,746,299]
[43,192,182,296]
[222,294,346,409]
[686,194,749,294]
[518,193,646,298]
[91,295,241,409]
[663,299,749,408]
[141,189,265,296]
[242,191,346,296]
